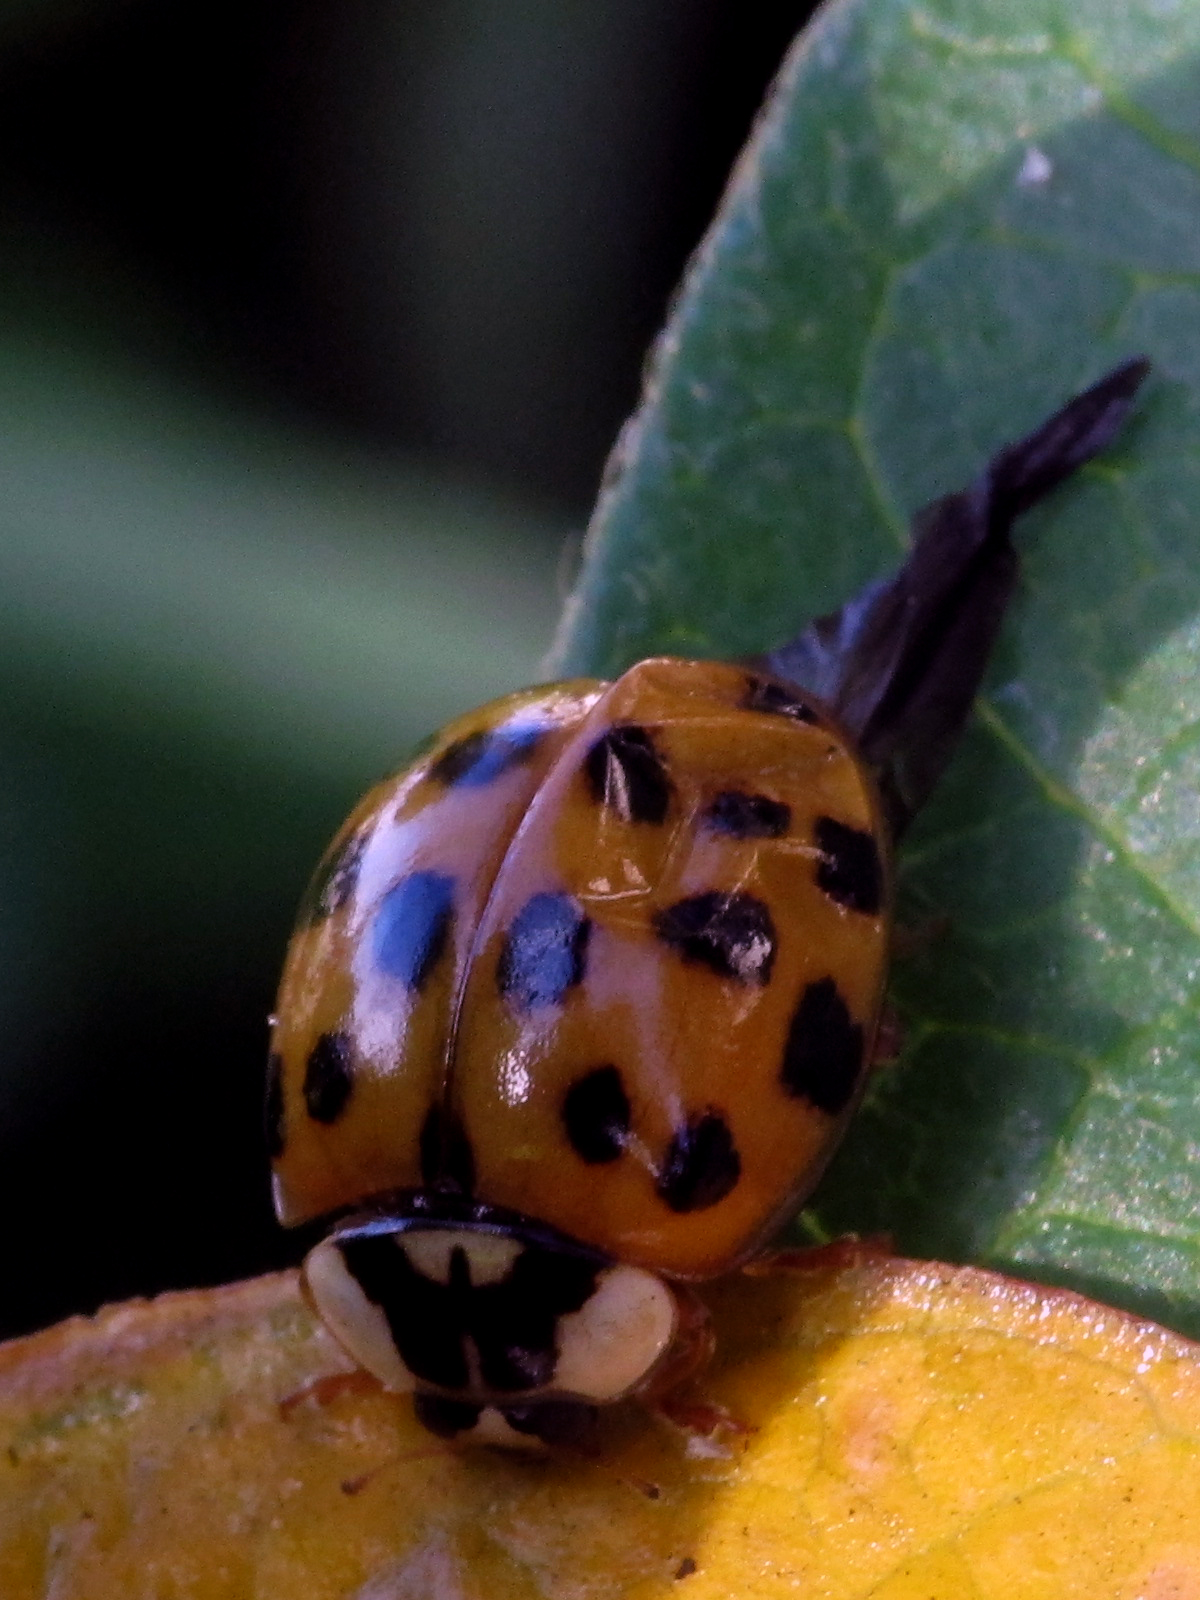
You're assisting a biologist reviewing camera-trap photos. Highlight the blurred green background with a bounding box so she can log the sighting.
[0,0,820,1338]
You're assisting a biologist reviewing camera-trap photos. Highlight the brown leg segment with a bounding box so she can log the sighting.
[279,1367,383,1420]
[638,1285,753,1446]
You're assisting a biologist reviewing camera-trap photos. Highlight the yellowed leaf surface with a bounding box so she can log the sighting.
[3,1257,1200,1598]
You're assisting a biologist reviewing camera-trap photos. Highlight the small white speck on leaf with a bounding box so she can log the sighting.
[1017,146,1053,187]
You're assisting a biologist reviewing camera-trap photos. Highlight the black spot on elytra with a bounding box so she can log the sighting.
[264,1052,285,1159]
[303,1031,354,1124]
[373,871,455,990]
[814,817,883,915]
[781,977,864,1115]
[419,1102,476,1194]
[584,724,672,823]
[429,724,545,787]
[340,1233,602,1394]
[413,1393,483,1439]
[705,790,791,839]
[743,675,818,723]
[299,831,366,925]
[656,1113,741,1212]
[653,891,777,985]
[562,1066,631,1164]
[498,893,591,1012]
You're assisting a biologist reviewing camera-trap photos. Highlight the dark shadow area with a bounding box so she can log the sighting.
[0,0,812,512]
[0,2,817,1338]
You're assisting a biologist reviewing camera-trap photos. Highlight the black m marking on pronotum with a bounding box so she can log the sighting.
[339,1234,601,1395]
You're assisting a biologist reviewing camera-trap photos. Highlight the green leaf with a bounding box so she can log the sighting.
[554,0,1200,1333]
[0,321,559,785]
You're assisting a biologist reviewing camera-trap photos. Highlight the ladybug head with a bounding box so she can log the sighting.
[303,1202,678,1447]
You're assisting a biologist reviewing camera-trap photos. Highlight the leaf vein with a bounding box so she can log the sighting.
[976,700,1200,948]
[1062,38,1200,177]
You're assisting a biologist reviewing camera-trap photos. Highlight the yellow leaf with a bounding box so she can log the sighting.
[3,1257,1200,1598]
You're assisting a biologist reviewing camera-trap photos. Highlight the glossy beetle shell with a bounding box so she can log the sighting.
[265,360,1148,1444]
[268,657,889,1281]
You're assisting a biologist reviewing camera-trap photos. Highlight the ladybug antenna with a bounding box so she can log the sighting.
[752,357,1150,839]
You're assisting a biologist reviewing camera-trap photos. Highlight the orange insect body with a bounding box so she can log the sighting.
[265,359,1148,1447]
[270,660,888,1281]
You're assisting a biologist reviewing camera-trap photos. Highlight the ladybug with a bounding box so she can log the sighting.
[266,359,1147,1448]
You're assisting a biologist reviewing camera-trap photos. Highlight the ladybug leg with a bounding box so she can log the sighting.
[639,1287,753,1450]
[638,1285,714,1403]
[280,1371,460,1487]
[278,1367,382,1420]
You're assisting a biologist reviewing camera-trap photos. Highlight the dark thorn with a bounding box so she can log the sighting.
[584,725,673,823]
